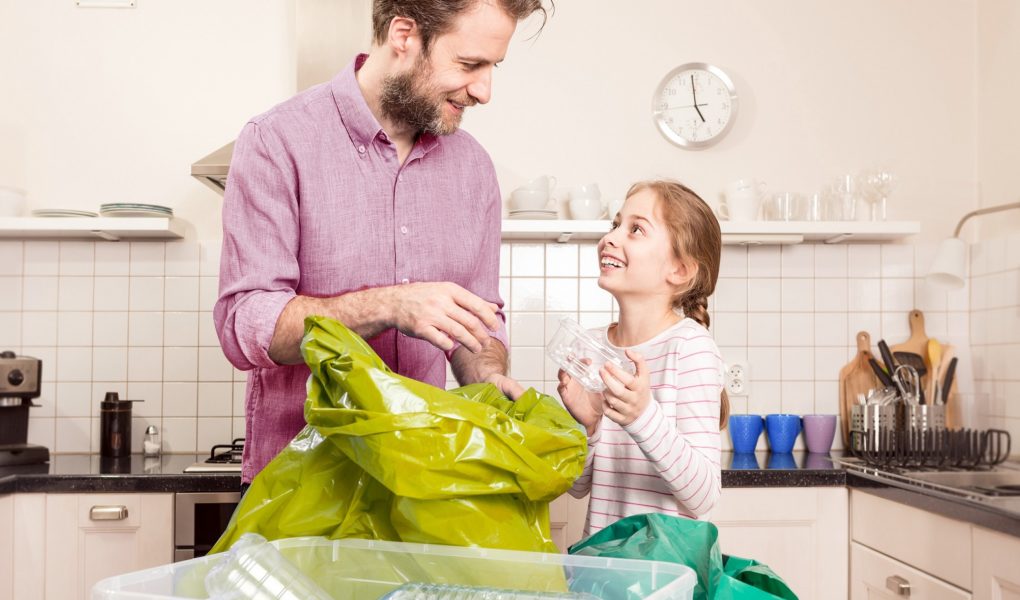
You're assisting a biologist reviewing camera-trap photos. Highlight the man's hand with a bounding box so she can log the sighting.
[387,282,501,353]
[485,372,526,400]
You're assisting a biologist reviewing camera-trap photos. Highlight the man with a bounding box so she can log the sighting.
[214,0,550,485]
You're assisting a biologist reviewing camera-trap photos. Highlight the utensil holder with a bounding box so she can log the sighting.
[904,404,946,433]
[850,404,899,453]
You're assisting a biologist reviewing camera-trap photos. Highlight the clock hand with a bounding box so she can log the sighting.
[653,103,708,114]
[690,75,706,123]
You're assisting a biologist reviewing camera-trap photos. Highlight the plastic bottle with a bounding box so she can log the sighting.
[204,533,333,600]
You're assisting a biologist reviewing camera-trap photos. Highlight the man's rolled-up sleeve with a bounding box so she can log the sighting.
[213,121,299,371]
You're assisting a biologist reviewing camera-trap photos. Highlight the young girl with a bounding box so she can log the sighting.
[559,179,729,537]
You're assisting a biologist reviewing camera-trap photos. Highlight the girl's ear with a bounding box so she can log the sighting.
[667,257,698,288]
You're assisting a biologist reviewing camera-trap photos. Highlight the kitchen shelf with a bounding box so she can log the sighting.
[0,217,185,241]
[501,219,920,244]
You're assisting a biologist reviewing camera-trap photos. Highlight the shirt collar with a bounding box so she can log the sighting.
[332,53,441,156]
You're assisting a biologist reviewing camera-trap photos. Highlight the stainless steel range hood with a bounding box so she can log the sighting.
[190,0,371,196]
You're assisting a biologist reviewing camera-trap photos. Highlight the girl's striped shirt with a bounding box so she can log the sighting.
[568,318,724,537]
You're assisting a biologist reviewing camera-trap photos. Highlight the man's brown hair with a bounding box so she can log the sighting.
[372,0,552,53]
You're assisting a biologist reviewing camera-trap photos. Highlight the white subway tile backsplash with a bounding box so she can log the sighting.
[24,241,59,276]
[499,243,509,277]
[0,277,22,311]
[781,279,814,312]
[58,276,94,312]
[164,312,199,347]
[511,244,544,276]
[714,312,747,347]
[162,417,197,453]
[578,278,612,311]
[545,278,579,311]
[0,241,23,276]
[510,346,545,382]
[59,242,95,276]
[0,312,21,346]
[814,313,848,347]
[880,311,911,342]
[127,347,163,381]
[781,347,814,380]
[57,311,92,346]
[22,276,57,310]
[92,347,128,382]
[129,242,165,276]
[164,347,198,382]
[747,278,781,312]
[847,245,882,278]
[747,313,781,347]
[510,277,544,311]
[510,312,545,347]
[881,244,914,278]
[781,313,814,346]
[781,245,814,278]
[746,246,779,277]
[27,416,55,449]
[129,277,164,311]
[56,347,92,381]
[199,241,221,277]
[129,312,164,347]
[94,276,130,311]
[165,277,200,311]
[579,244,600,277]
[714,278,747,312]
[814,347,849,381]
[577,312,612,330]
[93,312,128,347]
[813,245,848,278]
[55,382,92,417]
[197,418,233,455]
[54,417,91,453]
[199,277,218,311]
[198,347,233,382]
[719,246,748,278]
[198,382,233,417]
[129,381,163,418]
[848,278,881,311]
[198,312,219,346]
[881,278,915,312]
[780,382,814,415]
[545,244,579,277]
[94,243,130,276]
[814,279,849,312]
[165,242,201,277]
[163,382,198,417]
[21,312,57,346]
[746,347,780,381]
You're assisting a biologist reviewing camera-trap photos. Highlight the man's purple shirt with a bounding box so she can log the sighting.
[214,55,508,482]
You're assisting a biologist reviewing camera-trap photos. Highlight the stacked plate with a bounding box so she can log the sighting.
[508,208,558,220]
[99,203,174,218]
[31,208,98,218]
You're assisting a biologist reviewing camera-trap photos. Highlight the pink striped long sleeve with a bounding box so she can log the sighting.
[567,318,723,537]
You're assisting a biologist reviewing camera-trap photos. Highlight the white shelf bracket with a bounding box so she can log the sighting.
[824,233,853,244]
[556,232,574,243]
[91,230,121,242]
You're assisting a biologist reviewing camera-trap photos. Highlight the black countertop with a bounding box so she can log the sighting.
[1,451,846,495]
[0,454,241,494]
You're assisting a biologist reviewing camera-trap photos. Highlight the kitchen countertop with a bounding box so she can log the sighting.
[0,454,241,494]
[1,451,847,495]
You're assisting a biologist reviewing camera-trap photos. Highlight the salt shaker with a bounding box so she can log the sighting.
[142,425,161,457]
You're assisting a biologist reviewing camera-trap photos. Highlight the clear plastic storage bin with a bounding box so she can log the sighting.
[546,317,634,392]
[92,536,696,600]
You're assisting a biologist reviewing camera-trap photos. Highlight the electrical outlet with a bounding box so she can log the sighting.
[724,362,749,396]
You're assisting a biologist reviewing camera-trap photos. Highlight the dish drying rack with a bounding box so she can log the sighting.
[850,416,1011,470]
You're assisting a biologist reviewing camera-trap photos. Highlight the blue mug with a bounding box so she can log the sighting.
[765,414,802,453]
[728,414,764,453]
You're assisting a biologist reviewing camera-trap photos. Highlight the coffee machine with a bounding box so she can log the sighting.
[0,350,49,467]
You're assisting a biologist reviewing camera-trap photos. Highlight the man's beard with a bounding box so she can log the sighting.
[379,59,464,136]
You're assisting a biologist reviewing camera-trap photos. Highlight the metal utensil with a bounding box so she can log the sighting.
[894,364,920,404]
[894,351,928,404]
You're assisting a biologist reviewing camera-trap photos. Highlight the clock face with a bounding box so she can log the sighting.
[653,63,738,149]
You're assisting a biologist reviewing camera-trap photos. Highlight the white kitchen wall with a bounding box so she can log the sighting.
[0,237,962,454]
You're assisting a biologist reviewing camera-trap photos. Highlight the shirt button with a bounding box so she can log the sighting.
[401,278,409,284]
[400,226,408,234]
[357,145,366,154]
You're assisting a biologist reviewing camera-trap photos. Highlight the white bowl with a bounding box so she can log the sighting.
[0,186,26,217]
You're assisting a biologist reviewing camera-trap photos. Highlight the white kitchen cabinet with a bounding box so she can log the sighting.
[711,487,849,600]
[851,490,971,591]
[550,493,589,552]
[973,526,1020,599]
[44,493,173,600]
[0,495,11,600]
[11,494,46,600]
[851,542,971,600]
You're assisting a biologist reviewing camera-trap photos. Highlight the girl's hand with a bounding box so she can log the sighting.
[557,362,603,436]
[600,349,650,426]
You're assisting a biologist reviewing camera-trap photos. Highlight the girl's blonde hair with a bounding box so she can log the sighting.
[624,179,730,429]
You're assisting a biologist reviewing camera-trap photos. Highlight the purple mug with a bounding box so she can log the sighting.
[802,414,838,454]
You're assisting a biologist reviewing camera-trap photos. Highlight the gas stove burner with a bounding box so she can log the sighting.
[206,438,244,464]
[183,438,245,473]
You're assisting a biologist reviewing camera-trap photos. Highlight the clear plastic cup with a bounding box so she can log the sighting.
[546,317,635,392]
[204,533,333,600]
[380,582,601,599]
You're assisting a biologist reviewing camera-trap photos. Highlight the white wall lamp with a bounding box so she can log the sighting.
[926,201,1020,289]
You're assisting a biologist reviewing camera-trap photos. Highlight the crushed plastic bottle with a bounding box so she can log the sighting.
[378,582,602,600]
[204,533,333,600]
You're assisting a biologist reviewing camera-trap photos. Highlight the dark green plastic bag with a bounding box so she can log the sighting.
[569,513,798,600]
[211,316,588,556]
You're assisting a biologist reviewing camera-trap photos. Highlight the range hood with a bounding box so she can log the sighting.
[190,0,371,196]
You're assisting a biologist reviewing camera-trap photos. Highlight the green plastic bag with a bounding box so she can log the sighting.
[569,513,798,600]
[211,316,588,557]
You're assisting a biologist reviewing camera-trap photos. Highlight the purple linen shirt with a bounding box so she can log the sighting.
[214,55,508,483]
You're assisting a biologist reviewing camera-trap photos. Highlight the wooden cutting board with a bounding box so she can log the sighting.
[838,331,880,446]
[891,309,929,361]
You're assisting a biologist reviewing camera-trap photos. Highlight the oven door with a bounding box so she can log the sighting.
[174,491,241,561]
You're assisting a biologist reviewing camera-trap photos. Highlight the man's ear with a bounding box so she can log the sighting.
[386,16,421,58]
[667,257,698,288]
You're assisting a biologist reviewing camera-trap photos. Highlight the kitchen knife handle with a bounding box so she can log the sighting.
[941,357,958,405]
[877,339,898,374]
[868,358,894,388]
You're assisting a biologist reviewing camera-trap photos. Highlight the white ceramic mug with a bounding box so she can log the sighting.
[720,179,765,221]
[520,175,557,192]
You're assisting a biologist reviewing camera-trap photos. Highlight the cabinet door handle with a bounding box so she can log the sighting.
[89,505,129,521]
[885,575,911,597]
